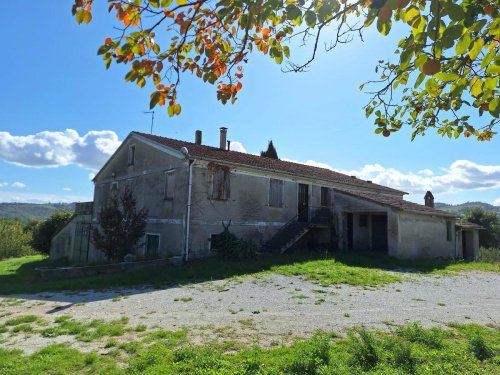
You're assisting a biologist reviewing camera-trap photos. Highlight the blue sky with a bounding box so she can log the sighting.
[0,2,499,206]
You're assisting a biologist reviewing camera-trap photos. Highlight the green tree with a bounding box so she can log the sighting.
[0,219,35,260]
[463,207,500,247]
[260,140,279,159]
[92,186,148,261]
[31,211,73,254]
[73,0,498,140]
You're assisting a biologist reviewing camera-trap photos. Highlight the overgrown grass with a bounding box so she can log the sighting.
[0,323,498,374]
[0,251,498,295]
[478,246,500,262]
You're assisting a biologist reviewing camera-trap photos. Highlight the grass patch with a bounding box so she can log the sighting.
[173,297,193,302]
[40,315,129,342]
[0,323,498,374]
[4,315,39,326]
[0,252,498,295]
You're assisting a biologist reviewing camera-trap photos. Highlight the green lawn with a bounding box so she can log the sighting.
[0,253,498,295]
[0,323,498,374]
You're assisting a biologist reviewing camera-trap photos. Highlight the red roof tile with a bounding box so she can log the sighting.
[336,189,456,217]
[134,132,406,195]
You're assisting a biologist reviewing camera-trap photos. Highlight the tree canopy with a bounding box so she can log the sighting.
[73,0,499,140]
[261,140,279,159]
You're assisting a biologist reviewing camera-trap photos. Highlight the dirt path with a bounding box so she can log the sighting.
[1,271,499,353]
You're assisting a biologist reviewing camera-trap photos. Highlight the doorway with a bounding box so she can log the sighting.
[298,183,309,222]
[347,213,353,250]
[371,214,388,253]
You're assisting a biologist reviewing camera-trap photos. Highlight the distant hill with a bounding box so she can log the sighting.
[435,202,500,216]
[0,203,75,221]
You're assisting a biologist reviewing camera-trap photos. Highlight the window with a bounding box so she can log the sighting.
[446,221,452,241]
[359,214,368,227]
[164,170,175,200]
[145,234,160,259]
[211,168,230,200]
[128,145,136,166]
[269,179,283,207]
[110,181,118,193]
[320,187,330,207]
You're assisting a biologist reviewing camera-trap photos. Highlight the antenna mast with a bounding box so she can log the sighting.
[143,111,155,134]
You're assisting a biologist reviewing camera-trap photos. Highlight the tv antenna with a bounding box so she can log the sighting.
[143,111,155,134]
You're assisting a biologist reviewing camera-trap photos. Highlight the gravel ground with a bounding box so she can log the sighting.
[1,271,499,354]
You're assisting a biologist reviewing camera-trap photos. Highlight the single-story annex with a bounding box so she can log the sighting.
[50,128,482,263]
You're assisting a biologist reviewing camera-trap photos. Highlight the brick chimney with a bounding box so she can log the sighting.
[424,191,434,208]
[195,130,202,145]
[219,127,227,150]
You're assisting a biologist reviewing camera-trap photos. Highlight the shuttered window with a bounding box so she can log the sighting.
[269,179,283,207]
[164,171,175,200]
[128,145,136,166]
[211,168,230,200]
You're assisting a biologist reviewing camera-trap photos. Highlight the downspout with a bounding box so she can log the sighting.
[185,159,194,262]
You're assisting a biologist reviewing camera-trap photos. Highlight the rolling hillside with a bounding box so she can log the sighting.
[435,202,500,216]
[0,203,75,221]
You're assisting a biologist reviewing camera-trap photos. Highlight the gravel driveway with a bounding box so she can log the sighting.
[1,271,499,353]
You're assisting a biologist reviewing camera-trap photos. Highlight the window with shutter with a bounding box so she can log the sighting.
[164,170,175,200]
[211,168,230,200]
[269,179,283,207]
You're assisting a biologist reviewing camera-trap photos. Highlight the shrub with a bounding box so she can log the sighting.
[211,221,259,260]
[0,219,36,260]
[390,338,416,373]
[477,247,500,262]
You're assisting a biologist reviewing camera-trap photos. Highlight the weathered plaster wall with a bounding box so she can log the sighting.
[397,211,456,259]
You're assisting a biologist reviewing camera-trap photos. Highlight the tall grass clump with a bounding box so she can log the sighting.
[468,334,494,361]
[477,246,500,262]
[349,330,379,371]
[396,322,443,349]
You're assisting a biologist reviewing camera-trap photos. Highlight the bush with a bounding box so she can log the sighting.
[477,247,500,262]
[463,208,500,248]
[0,219,36,260]
[31,211,73,254]
[211,221,258,260]
[396,322,443,349]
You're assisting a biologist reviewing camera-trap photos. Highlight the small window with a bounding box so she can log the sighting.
[320,187,330,207]
[359,214,368,227]
[164,170,175,200]
[446,221,452,241]
[145,234,160,259]
[128,145,136,166]
[211,168,230,200]
[111,181,118,192]
[269,179,283,207]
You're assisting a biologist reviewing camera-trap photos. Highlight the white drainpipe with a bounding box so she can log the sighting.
[184,159,194,262]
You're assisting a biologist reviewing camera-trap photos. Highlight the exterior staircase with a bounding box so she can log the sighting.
[262,207,331,254]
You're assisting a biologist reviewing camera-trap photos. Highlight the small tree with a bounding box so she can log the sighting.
[260,140,279,159]
[31,211,72,254]
[463,207,500,248]
[92,186,148,261]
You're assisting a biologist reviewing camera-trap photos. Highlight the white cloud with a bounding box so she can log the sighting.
[229,141,246,153]
[88,172,96,181]
[0,129,121,170]
[493,198,500,207]
[0,191,91,204]
[282,156,500,197]
[63,187,72,192]
[11,182,26,188]
[0,182,8,187]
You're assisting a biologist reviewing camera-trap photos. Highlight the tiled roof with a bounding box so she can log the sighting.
[455,220,484,230]
[336,189,456,217]
[133,132,406,195]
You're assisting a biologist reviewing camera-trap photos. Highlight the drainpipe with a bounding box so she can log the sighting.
[184,159,194,262]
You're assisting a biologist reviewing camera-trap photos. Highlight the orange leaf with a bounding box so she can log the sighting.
[105,37,112,44]
[262,28,270,42]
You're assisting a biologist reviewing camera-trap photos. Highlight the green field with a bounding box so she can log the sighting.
[0,253,498,295]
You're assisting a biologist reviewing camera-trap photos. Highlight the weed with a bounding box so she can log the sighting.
[133,324,147,332]
[468,334,494,361]
[173,297,192,302]
[292,294,309,299]
[396,322,443,349]
[349,330,379,370]
[12,324,33,333]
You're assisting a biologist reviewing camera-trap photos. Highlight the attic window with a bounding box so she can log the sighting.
[210,166,230,200]
[128,145,136,166]
[269,179,283,207]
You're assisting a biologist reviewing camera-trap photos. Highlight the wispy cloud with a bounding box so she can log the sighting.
[0,191,91,204]
[0,129,121,170]
[0,182,27,188]
[63,187,72,192]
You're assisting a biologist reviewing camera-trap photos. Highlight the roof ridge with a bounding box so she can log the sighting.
[133,131,406,195]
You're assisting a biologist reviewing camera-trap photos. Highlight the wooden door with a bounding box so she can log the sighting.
[371,214,388,253]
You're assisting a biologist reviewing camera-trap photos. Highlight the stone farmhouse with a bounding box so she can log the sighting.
[50,128,481,263]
